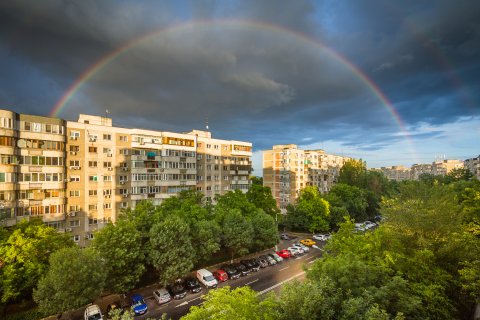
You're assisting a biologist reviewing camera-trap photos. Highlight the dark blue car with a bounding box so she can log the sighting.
[131,294,148,316]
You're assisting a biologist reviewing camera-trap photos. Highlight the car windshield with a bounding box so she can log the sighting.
[133,299,145,307]
[205,275,215,281]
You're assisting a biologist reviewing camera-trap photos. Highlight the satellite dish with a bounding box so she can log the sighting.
[17,139,26,148]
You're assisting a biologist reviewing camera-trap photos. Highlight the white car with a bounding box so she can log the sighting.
[84,305,102,320]
[287,246,303,256]
[292,243,310,252]
[313,234,330,241]
[364,221,376,229]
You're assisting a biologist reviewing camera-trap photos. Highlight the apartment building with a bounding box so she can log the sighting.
[431,159,464,176]
[372,166,411,181]
[1,109,252,246]
[0,110,66,229]
[464,155,480,180]
[263,144,351,211]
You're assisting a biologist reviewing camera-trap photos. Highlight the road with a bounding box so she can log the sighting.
[137,237,325,320]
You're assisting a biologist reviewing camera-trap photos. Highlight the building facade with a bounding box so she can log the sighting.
[263,144,351,211]
[372,166,411,181]
[464,155,480,180]
[376,159,465,182]
[1,109,252,246]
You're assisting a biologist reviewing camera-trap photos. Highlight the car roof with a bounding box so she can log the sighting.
[85,305,101,315]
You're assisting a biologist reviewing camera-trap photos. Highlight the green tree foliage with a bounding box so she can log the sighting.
[0,219,74,303]
[181,286,277,320]
[149,215,194,285]
[222,209,253,261]
[92,219,145,293]
[190,219,221,265]
[325,183,368,222]
[215,190,258,219]
[338,159,367,188]
[250,176,263,186]
[286,186,329,233]
[444,168,474,183]
[33,246,106,316]
[246,184,280,218]
[251,211,278,250]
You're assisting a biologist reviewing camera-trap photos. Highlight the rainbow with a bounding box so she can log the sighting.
[50,19,417,159]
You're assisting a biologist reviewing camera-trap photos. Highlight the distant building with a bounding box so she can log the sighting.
[372,166,411,181]
[464,155,480,180]
[263,144,352,211]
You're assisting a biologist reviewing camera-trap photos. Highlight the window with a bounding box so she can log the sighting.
[88,161,97,168]
[207,144,211,148]
[103,162,112,168]
[88,134,97,141]
[214,145,219,149]
[89,190,97,196]
[24,122,31,131]
[103,175,112,182]
[70,176,80,182]
[70,190,80,197]
[0,173,5,182]
[32,123,41,132]
[69,160,80,167]
[121,202,128,208]
[89,176,98,182]
[89,146,97,153]
[103,134,112,141]
[119,189,128,195]
[88,204,97,211]
[104,203,111,209]
[119,135,128,142]
[89,218,98,225]
[69,220,80,227]
[70,131,80,138]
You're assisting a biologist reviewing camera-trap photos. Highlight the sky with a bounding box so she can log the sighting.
[1,0,479,175]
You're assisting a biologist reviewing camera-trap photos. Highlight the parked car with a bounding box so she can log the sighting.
[300,239,316,246]
[241,259,260,272]
[256,256,269,268]
[167,280,187,299]
[221,264,241,280]
[292,243,309,252]
[276,249,291,259]
[196,269,218,288]
[262,254,277,265]
[130,294,148,316]
[364,221,376,229]
[153,288,172,305]
[354,223,366,232]
[313,234,330,241]
[234,262,250,276]
[213,269,229,282]
[287,246,303,256]
[85,304,103,320]
[184,276,202,293]
[268,252,284,263]
[280,233,290,240]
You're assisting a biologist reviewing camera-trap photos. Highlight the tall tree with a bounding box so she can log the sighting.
[215,190,258,219]
[33,247,106,316]
[190,219,221,265]
[251,211,278,250]
[182,286,277,320]
[222,209,253,261]
[0,219,74,303]
[338,159,367,188]
[246,184,280,218]
[294,186,330,233]
[149,215,194,285]
[325,183,368,222]
[92,219,145,293]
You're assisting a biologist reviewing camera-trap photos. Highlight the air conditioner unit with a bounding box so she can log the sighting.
[65,228,72,232]
[89,138,96,142]
[122,194,128,198]
[70,166,80,170]
[107,167,113,171]
[120,181,125,185]
[107,153,113,157]
[70,151,77,155]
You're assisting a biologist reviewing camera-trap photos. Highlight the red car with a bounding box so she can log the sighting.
[276,249,291,259]
[213,269,228,282]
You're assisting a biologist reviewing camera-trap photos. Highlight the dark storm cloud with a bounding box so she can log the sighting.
[0,0,479,153]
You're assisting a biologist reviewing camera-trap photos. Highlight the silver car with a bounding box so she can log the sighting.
[153,288,172,305]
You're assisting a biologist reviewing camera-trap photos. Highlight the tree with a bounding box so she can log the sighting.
[215,190,258,219]
[33,247,106,316]
[250,176,263,186]
[222,209,253,261]
[326,183,368,222]
[246,184,280,218]
[92,219,145,293]
[444,168,474,183]
[0,219,74,303]
[295,186,330,233]
[149,215,194,285]
[182,286,277,320]
[190,219,221,265]
[338,159,367,188]
[251,211,278,250]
